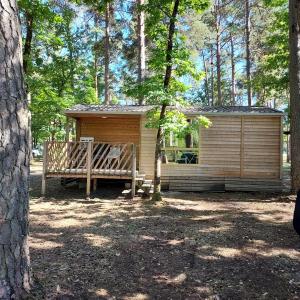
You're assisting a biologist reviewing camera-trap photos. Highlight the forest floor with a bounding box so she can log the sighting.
[30,161,300,300]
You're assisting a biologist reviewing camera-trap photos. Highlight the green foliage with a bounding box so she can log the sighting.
[19,0,101,144]
[253,0,289,105]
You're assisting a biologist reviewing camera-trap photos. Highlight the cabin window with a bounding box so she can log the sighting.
[162,120,199,164]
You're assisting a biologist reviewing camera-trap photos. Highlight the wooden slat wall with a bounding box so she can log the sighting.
[243,116,281,178]
[139,116,156,178]
[199,116,241,177]
[76,115,141,167]
[77,114,282,189]
[77,115,140,144]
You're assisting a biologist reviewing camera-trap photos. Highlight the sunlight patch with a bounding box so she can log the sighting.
[244,240,300,259]
[49,218,94,228]
[83,233,111,247]
[154,273,187,285]
[215,247,242,257]
[123,293,150,300]
[95,288,110,297]
[29,237,63,249]
[140,235,156,241]
[167,239,184,245]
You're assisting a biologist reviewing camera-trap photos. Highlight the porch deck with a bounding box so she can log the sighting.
[42,141,137,197]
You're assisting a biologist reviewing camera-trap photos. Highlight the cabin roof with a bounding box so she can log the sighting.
[65,104,282,116]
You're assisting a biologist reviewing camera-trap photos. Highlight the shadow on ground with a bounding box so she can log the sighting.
[29,167,300,300]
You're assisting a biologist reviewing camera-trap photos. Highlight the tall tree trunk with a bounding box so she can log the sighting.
[230,33,236,106]
[214,1,222,105]
[287,133,290,163]
[23,11,33,75]
[104,1,111,105]
[202,51,210,105]
[245,0,252,106]
[152,0,180,201]
[94,15,99,101]
[0,0,32,298]
[137,0,146,105]
[210,47,214,106]
[289,0,300,192]
[216,30,222,105]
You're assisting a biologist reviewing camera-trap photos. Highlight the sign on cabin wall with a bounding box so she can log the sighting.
[80,137,94,142]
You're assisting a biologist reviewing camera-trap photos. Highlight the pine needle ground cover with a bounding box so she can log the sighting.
[29,162,300,299]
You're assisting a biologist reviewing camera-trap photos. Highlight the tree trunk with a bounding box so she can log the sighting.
[104,1,111,105]
[216,29,222,105]
[214,0,222,105]
[23,11,33,75]
[202,51,210,105]
[137,0,146,105]
[210,47,214,106]
[152,0,180,201]
[245,0,252,107]
[94,15,99,101]
[287,133,290,163]
[289,0,300,192]
[0,0,32,298]
[230,33,236,106]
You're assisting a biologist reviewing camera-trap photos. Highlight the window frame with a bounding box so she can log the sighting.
[162,120,200,165]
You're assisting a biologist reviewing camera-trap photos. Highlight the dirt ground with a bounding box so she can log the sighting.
[29,162,300,300]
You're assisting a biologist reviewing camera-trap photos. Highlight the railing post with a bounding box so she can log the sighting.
[41,141,48,196]
[86,141,92,198]
[131,143,136,198]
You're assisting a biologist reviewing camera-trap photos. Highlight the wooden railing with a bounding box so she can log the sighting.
[44,141,136,176]
[42,141,137,197]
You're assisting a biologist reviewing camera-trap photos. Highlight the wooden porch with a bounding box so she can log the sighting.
[42,141,137,197]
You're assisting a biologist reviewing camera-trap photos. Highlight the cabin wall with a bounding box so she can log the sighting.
[76,115,141,167]
[139,116,156,178]
[76,115,140,144]
[139,114,282,192]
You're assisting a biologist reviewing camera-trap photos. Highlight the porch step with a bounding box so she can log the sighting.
[142,183,152,189]
[122,189,131,195]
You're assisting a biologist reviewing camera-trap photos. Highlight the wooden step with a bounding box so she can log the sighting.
[142,183,152,189]
[122,189,131,195]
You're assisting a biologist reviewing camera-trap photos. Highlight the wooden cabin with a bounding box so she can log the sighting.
[42,105,283,197]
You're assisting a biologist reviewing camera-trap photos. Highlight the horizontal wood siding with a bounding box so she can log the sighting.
[243,116,281,179]
[139,116,156,178]
[161,114,282,191]
[76,115,141,167]
[78,115,140,144]
[75,114,282,191]
[199,116,241,177]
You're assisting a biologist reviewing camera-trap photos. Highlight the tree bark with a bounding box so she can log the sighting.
[214,0,222,105]
[152,0,180,201]
[210,47,214,106]
[287,133,290,163]
[0,0,32,298]
[202,52,210,105]
[245,0,252,106]
[104,1,111,105]
[289,0,300,192]
[23,11,33,75]
[137,0,146,105]
[230,33,236,106]
[94,15,99,101]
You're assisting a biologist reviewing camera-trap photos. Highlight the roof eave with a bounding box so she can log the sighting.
[65,110,283,117]
[64,110,147,116]
[186,112,283,116]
